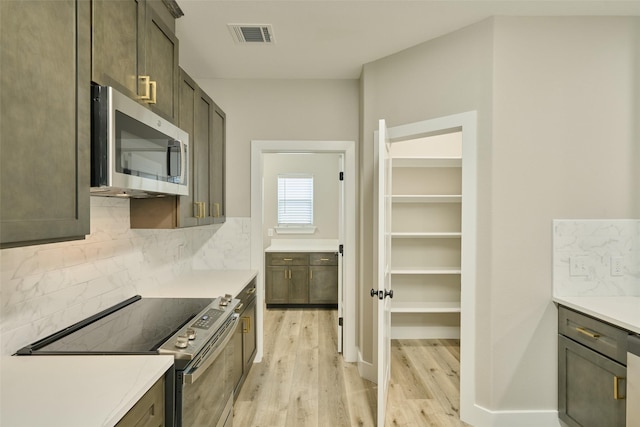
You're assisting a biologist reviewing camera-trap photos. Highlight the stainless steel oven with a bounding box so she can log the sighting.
[16,295,240,427]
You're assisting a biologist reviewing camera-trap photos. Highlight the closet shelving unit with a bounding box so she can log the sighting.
[390,153,462,339]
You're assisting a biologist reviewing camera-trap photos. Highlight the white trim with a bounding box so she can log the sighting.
[471,405,563,427]
[385,111,478,426]
[357,349,376,383]
[250,140,357,363]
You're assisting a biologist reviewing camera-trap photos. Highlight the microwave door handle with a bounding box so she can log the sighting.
[179,139,186,185]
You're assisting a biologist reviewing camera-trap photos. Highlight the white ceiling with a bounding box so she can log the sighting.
[175,0,640,80]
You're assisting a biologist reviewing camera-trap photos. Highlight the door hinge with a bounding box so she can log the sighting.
[339,244,343,255]
[339,317,343,326]
[339,171,344,181]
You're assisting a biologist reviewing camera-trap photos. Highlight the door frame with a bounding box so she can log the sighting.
[383,111,477,423]
[250,140,357,363]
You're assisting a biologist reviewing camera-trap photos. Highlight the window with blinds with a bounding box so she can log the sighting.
[277,174,314,225]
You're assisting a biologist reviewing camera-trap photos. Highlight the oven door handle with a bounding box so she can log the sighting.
[183,314,240,385]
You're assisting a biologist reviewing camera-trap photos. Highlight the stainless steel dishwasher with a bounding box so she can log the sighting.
[629,334,640,427]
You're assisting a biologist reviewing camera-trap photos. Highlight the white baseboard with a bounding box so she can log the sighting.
[464,405,562,427]
[357,349,376,383]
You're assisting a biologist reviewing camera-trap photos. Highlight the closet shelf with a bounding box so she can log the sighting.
[392,157,461,168]
[392,195,461,203]
[391,232,461,238]
[391,268,461,275]
[391,301,461,313]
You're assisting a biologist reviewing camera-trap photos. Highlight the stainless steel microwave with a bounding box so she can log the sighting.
[90,84,189,197]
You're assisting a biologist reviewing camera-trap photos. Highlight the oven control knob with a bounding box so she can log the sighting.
[175,335,189,348]
[185,328,196,340]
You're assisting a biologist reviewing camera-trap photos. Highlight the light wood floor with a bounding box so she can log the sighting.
[234,308,469,427]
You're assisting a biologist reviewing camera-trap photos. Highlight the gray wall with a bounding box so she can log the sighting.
[262,153,341,246]
[360,15,640,415]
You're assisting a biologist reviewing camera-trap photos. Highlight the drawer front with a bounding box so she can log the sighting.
[309,252,338,266]
[559,306,628,365]
[266,252,308,266]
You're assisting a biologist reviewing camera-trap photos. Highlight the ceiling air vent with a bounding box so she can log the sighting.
[228,24,275,44]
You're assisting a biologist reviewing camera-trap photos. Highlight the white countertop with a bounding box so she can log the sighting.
[141,269,257,299]
[553,296,640,334]
[265,238,339,253]
[0,355,173,427]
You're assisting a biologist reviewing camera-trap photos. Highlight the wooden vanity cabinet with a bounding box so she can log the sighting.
[1,0,91,248]
[265,252,338,306]
[309,253,339,304]
[558,306,628,427]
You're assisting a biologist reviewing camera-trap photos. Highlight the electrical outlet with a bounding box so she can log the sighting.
[611,256,624,276]
[570,256,589,277]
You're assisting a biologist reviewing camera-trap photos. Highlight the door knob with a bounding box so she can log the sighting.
[370,289,380,298]
[384,289,394,299]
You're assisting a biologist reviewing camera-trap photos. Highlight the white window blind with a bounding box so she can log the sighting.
[277,174,313,225]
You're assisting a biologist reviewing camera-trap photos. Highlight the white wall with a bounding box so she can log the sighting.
[359,18,495,396]
[262,153,340,246]
[360,15,639,424]
[192,79,360,218]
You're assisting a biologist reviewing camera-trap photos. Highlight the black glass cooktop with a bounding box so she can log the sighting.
[17,297,214,355]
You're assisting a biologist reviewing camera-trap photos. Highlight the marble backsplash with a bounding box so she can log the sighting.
[0,197,250,356]
[553,219,640,297]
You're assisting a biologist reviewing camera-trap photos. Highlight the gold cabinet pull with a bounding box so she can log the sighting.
[614,376,625,400]
[234,302,244,313]
[139,75,151,101]
[193,202,206,219]
[575,327,600,339]
[320,258,330,261]
[289,269,292,279]
[242,316,251,333]
[246,288,256,295]
[213,202,221,218]
[283,258,293,261]
[148,80,157,104]
[310,270,313,280]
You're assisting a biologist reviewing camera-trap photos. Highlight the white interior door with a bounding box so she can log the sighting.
[337,154,345,353]
[375,119,393,427]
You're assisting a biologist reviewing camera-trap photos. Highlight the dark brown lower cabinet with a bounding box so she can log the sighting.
[233,280,257,400]
[116,375,165,427]
[558,306,628,427]
[265,252,338,306]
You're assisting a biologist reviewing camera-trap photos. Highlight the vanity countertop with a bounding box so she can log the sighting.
[265,239,339,253]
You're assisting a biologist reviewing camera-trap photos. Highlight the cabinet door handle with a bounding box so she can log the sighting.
[283,258,293,261]
[614,376,625,400]
[139,75,151,101]
[148,80,157,104]
[246,288,256,295]
[289,269,292,279]
[320,258,329,261]
[310,270,313,280]
[575,327,600,339]
[242,316,251,333]
[213,203,221,218]
[234,303,244,313]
